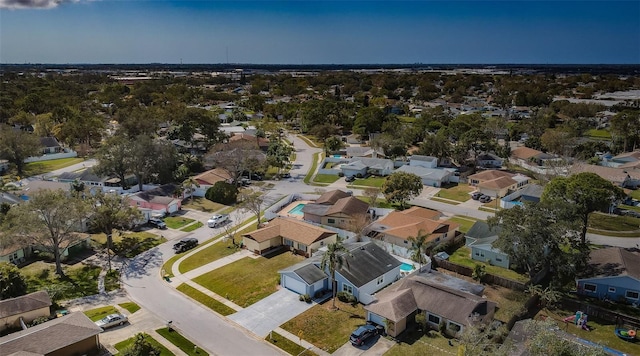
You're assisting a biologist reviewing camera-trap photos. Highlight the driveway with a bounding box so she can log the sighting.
[228,288,316,337]
[332,335,396,356]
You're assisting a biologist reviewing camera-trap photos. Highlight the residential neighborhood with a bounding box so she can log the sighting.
[0,65,639,356]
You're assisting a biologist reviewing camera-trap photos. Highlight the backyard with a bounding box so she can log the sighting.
[434,184,474,202]
[281,299,367,353]
[448,246,530,283]
[23,157,85,176]
[192,249,304,307]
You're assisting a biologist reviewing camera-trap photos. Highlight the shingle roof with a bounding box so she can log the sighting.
[570,163,640,185]
[315,190,351,205]
[294,264,327,285]
[57,168,103,183]
[466,221,501,240]
[244,217,335,245]
[370,207,454,242]
[364,288,417,322]
[468,169,515,182]
[336,242,402,287]
[586,247,640,280]
[39,137,60,148]
[478,176,517,190]
[133,184,177,203]
[0,312,102,356]
[0,291,52,319]
[194,168,232,185]
[325,197,369,216]
[395,165,450,180]
[510,146,542,160]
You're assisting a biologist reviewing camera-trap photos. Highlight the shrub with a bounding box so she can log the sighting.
[205,181,238,205]
[356,173,363,178]
[336,291,356,303]
[303,294,311,303]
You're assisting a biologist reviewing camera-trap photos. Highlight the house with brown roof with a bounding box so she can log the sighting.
[509,146,565,173]
[576,247,640,304]
[570,163,640,189]
[365,207,458,258]
[242,217,337,257]
[302,192,370,230]
[365,271,496,337]
[603,150,640,168]
[229,132,270,151]
[0,291,52,331]
[0,312,102,356]
[468,170,530,198]
[191,168,233,197]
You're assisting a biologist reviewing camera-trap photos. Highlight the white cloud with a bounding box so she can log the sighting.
[0,0,80,9]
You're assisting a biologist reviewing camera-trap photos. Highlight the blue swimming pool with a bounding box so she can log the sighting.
[400,262,414,272]
[288,203,306,216]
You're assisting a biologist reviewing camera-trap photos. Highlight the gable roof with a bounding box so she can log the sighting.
[478,176,517,190]
[364,288,417,322]
[336,242,402,287]
[293,264,327,285]
[345,157,394,171]
[325,196,369,216]
[39,137,60,148]
[0,291,52,319]
[466,221,501,240]
[0,312,102,356]
[57,168,104,183]
[586,247,640,280]
[346,147,385,158]
[132,184,177,203]
[395,165,450,180]
[570,163,640,185]
[315,190,351,205]
[193,168,232,186]
[468,169,515,182]
[510,146,543,160]
[16,181,71,198]
[244,217,335,246]
[369,207,454,242]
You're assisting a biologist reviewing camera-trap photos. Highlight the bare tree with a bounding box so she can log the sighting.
[238,189,265,228]
[221,211,240,247]
[204,140,266,186]
[363,187,381,208]
[349,213,372,242]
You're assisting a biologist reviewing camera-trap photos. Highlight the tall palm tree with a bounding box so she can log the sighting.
[182,177,200,203]
[320,238,351,309]
[408,229,429,272]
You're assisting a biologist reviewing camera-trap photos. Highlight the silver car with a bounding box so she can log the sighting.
[95,313,128,329]
[207,214,229,228]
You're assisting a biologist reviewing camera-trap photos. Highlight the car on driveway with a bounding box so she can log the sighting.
[345,175,355,182]
[471,192,483,200]
[350,324,377,346]
[148,218,167,229]
[479,195,492,203]
[173,238,199,253]
[95,313,128,330]
[207,214,229,228]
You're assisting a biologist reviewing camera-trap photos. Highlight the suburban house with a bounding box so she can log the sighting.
[0,291,52,331]
[0,241,33,266]
[14,180,73,201]
[302,192,370,230]
[602,150,640,168]
[192,168,233,197]
[476,153,504,168]
[395,165,456,187]
[0,159,8,174]
[242,217,337,257]
[570,163,640,189]
[465,221,509,269]
[340,157,395,177]
[468,170,530,198]
[408,155,439,169]
[128,184,181,217]
[500,184,544,209]
[365,271,496,337]
[345,147,386,158]
[0,312,102,356]
[39,137,63,154]
[57,168,136,194]
[229,132,270,151]
[365,206,458,257]
[25,137,77,163]
[576,247,640,304]
[278,242,401,304]
[509,146,565,173]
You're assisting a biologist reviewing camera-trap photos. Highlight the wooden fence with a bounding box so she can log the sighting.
[434,258,528,291]
[560,298,640,329]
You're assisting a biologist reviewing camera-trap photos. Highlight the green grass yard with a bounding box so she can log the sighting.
[164,216,195,229]
[349,176,386,188]
[449,246,529,283]
[156,327,209,356]
[313,174,340,184]
[435,184,474,202]
[589,212,640,232]
[430,197,461,205]
[193,250,304,307]
[447,216,480,234]
[23,157,85,176]
[118,302,141,314]
[181,221,203,232]
[21,262,100,300]
[304,152,323,184]
[114,333,174,355]
[585,129,612,139]
[182,198,226,213]
[266,332,319,356]
[176,284,236,316]
[83,306,119,321]
[384,328,458,356]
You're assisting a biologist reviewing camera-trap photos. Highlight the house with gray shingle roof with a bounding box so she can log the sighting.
[576,247,640,304]
[340,158,394,177]
[0,291,51,332]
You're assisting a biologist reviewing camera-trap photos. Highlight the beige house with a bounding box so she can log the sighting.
[303,194,370,230]
[243,217,337,257]
[468,170,529,198]
[0,291,52,331]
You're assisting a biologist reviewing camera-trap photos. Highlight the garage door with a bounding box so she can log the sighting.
[167,202,179,214]
[368,311,386,326]
[283,275,307,295]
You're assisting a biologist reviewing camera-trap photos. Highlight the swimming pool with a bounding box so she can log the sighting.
[288,203,306,216]
[400,262,414,272]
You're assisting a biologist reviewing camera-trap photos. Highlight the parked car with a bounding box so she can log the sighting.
[148,218,167,229]
[173,238,199,253]
[207,214,229,228]
[95,313,128,329]
[350,324,377,346]
[479,195,492,203]
[345,175,355,182]
[281,172,291,179]
[471,192,483,200]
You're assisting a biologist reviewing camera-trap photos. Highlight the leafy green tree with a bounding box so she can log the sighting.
[0,262,28,299]
[523,319,607,356]
[320,238,351,309]
[418,129,451,160]
[324,136,344,155]
[95,135,133,189]
[382,172,423,209]
[181,177,200,203]
[5,190,89,276]
[122,334,161,356]
[610,110,640,152]
[541,172,625,244]
[353,106,386,138]
[407,230,429,272]
[459,323,510,356]
[205,182,238,205]
[472,265,487,283]
[266,140,293,175]
[0,126,42,175]
[205,140,266,186]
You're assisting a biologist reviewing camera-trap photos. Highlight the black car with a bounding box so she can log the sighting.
[173,238,199,253]
[479,195,492,203]
[345,175,355,182]
[350,324,377,346]
[471,192,483,200]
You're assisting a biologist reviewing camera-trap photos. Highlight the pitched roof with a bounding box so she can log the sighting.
[294,264,327,285]
[336,242,402,287]
[370,207,454,242]
[402,206,441,220]
[193,168,232,185]
[39,137,60,148]
[586,247,640,280]
[364,288,417,322]
[244,217,335,245]
[510,146,543,160]
[570,162,640,185]
[0,312,102,356]
[315,190,351,205]
[478,176,517,190]
[0,291,52,319]
[325,196,369,216]
[132,184,177,203]
[57,168,103,183]
[395,165,450,180]
[468,169,515,182]
[16,181,71,198]
[465,221,501,240]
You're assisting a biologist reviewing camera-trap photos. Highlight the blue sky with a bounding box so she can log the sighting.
[1,1,638,64]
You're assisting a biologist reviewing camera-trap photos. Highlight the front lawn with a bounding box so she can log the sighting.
[435,184,474,202]
[448,247,530,283]
[447,216,479,234]
[91,231,165,258]
[181,221,203,232]
[156,327,209,356]
[182,198,226,213]
[589,212,640,232]
[281,299,366,353]
[176,283,236,316]
[313,174,340,184]
[385,327,458,356]
[24,157,85,176]
[304,153,322,184]
[104,269,120,292]
[164,216,195,229]
[266,332,319,356]
[536,308,640,356]
[21,262,100,301]
[118,302,141,314]
[631,190,640,200]
[115,333,174,355]
[193,250,304,307]
[430,197,460,205]
[349,176,386,188]
[84,306,119,321]
[585,129,612,139]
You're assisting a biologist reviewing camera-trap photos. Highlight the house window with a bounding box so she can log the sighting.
[284,239,293,247]
[427,314,440,325]
[475,252,480,256]
[496,257,502,262]
[320,241,324,246]
[377,276,384,285]
[608,287,616,293]
[404,240,408,244]
[343,284,353,294]
[447,321,462,333]
[299,244,307,252]
[626,290,639,300]
[583,283,597,292]
[328,219,336,224]
[435,237,440,242]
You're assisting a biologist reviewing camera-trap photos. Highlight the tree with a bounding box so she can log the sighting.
[459,323,510,356]
[407,229,429,272]
[525,284,562,309]
[266,140,293,175]
[363,187,381,208]
[541,172,625,244]
[205,181,238,205]
[0,262,28,299]
[324,136,344,155]
[205,140,266,186]
[181,177,200,203]
[90,192,143,271]
[320,239,351,309]
[94,135,133,189]
[5,190,89,276]
[238,190,265,228]
[382,172,423,209]
[0,126,42,175]
[610,110,640,152]
[122,333,161,356]
[472,264,487,283]
[522,319,608,356]
[128,135,178,191]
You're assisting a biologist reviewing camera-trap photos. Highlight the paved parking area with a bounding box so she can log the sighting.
[228,288,316,337]
[332,335,395,356]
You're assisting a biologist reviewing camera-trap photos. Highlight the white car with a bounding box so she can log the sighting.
[207,214,229,228]
[95,313,128,329]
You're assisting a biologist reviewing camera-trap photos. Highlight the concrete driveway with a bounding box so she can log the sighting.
[332,335,396,356]
[228,288,316,337]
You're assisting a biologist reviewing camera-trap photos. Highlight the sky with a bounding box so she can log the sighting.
[0,1,639,64]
